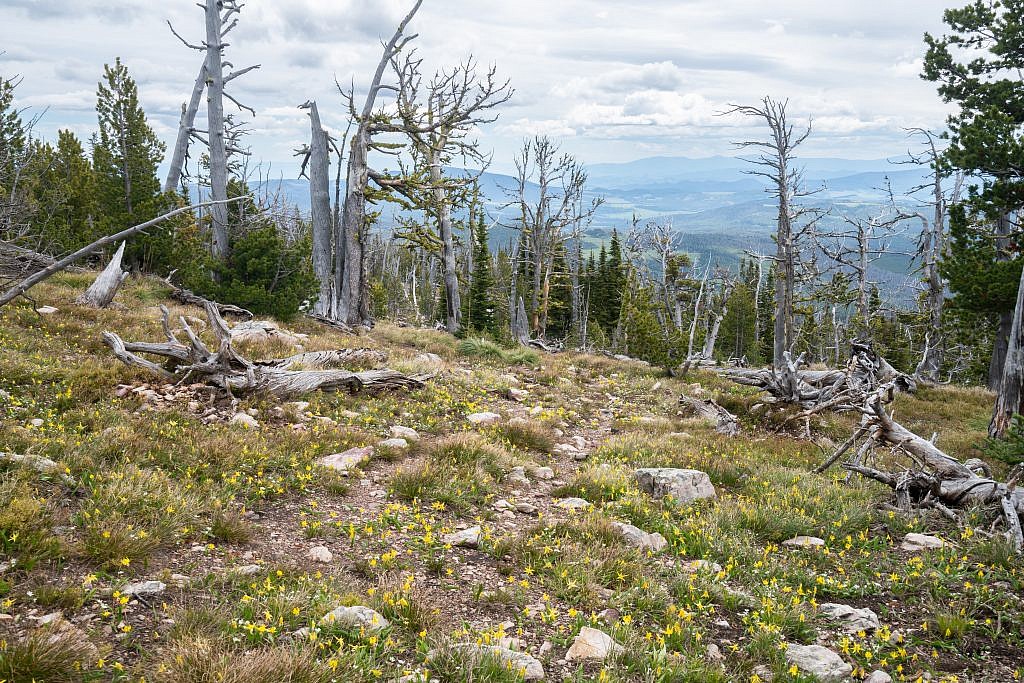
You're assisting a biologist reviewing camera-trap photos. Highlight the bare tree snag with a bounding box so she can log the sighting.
[164,60,207,193]
[679,394,740,436]
[103,302,430,399]
[76,242,128,308]
[300,100,334,317]
[0,199,241,308]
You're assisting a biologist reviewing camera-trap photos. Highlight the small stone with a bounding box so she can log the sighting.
[35,305,59,314]
[122,580,167,597]
[782,535,826,549]
[635,468,716,505]
[706,643,724,662]
[232,564,261,576]
[516,502,539,514]
[443,526,482,548]
[612,521,667,552]
[378,438,410,450]
[507,388,530,402]
[467,411,502,426]
[553,443,580,457]
[556,497,592,512]
[507,466,531,486]
[169,574,190,588]
[29,418,44,428]
[565,626,624,661]
[390,425,420,442]
[307,546,333,563]
[230,413,260,429]
[35,612,63,626]
[784,643,853,683]
[819,603,880,633]
[538,640,553,657]
[865,671,893,683]
[493,499,515,511]
[318,446,374,475]
[596,608,619,625]
[901,533,945,551]
[681,559,723,574]
[752,665,774,682]
[320,605,390,633]
[534,466,555,480]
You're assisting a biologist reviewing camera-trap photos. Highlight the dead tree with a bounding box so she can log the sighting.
[167,1,260,261]
[299,101,334,317]
[394,55,512,334]
[76,242,128,308]
[725,98,818,369]
[701,269,737,359]
[504,136,600,343]
[993,227,1024,438]
[103,302,430,399]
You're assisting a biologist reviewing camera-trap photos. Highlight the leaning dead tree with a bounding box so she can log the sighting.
[103,302,431,399]
[166,0,260,260]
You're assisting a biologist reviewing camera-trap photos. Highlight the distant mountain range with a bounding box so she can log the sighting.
[204,154,931,291]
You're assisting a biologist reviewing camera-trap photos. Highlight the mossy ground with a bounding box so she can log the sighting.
[0,274,1020,682]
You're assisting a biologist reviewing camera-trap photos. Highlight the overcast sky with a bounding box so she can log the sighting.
[1,0,954,177]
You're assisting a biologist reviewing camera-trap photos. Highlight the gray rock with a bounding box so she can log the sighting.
[820,603,880,633]
[516,502,539,514]
[451,644,544,680]
[467,411,502,426]
[390,425,420,442]
[307,546,333,563]
[784,643,853,683]
[229,413,260,429]
[507,466,531,486]
[534,466,555,480]
[612,521,667,552]
[320,605,390,633]
[122,580,167,597]
[865,671,893,683]
[635,468,716,504]
[378,437,410,450]
[556,497,592,512]
[231,564,262,577]
[681,559,723,574]
[318,446,374,475]
[901,533,945,551]
[443,526,482,548]
[565,626,624,661]
[35,305,59,314]
[782,535,826,549]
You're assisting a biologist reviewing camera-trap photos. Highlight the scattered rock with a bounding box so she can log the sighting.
[122,580,166,597]
[450,644,544,681]
[307,546,333,563]
[635,468,716,505]
[752,665,775,682]
[35,612,62,626]
[413,353,444,369]
[612,521,668,552]
[784,643,853,683]
[443,526,482,548]
[378,438,410,450]
[506,388,530,402]
[553,443,580,457]
[320,605,390,633]
[467,411,502,426]
[35,305,59,315]
[534,466,555,480]
[706,643,725,663]
[681,559,723,574]
[230,413,260,429]
[865,671,893,683]
[556,497,592,512]
[782,536,826,549]
[231,565,262,577]
[538,641,552,657]
[507,466,531,486]
[493,499,515,512]
[565,626,624,661]
[901,533,945,551]
[29,418,44,428]
[516,502,539,515]
[819,603,880,633]
[318,446,374,475]
[390,425,420,442]
[596,608,619,625]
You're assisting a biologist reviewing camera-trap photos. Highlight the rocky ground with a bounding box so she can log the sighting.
[0,274,1021,682]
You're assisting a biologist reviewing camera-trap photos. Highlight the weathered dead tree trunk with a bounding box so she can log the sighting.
[102,302,430,399]
[164,61,207,194]
[76,242,128,308]
[302,100,334,317]
[679,394,740,436]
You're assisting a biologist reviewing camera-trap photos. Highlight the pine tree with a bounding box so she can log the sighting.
[34,130,99,252]
[92,58,165,266]
[465,213,496,334]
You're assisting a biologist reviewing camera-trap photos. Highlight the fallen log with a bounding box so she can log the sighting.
[103,302,430,399]
[679,394,740,436]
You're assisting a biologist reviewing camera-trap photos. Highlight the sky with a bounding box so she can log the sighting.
[0,0,955,178]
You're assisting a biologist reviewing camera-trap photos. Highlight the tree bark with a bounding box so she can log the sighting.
[431,150,461,334]
[305,101,333,317]
[991,252,1024,438]
[164,63,207,194]
[204,0,230,262]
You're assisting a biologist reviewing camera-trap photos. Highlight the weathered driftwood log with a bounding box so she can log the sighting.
[76,242,128,308]
[830,385,1023,545]
[103,302,430,399]
[679,394,740,436]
